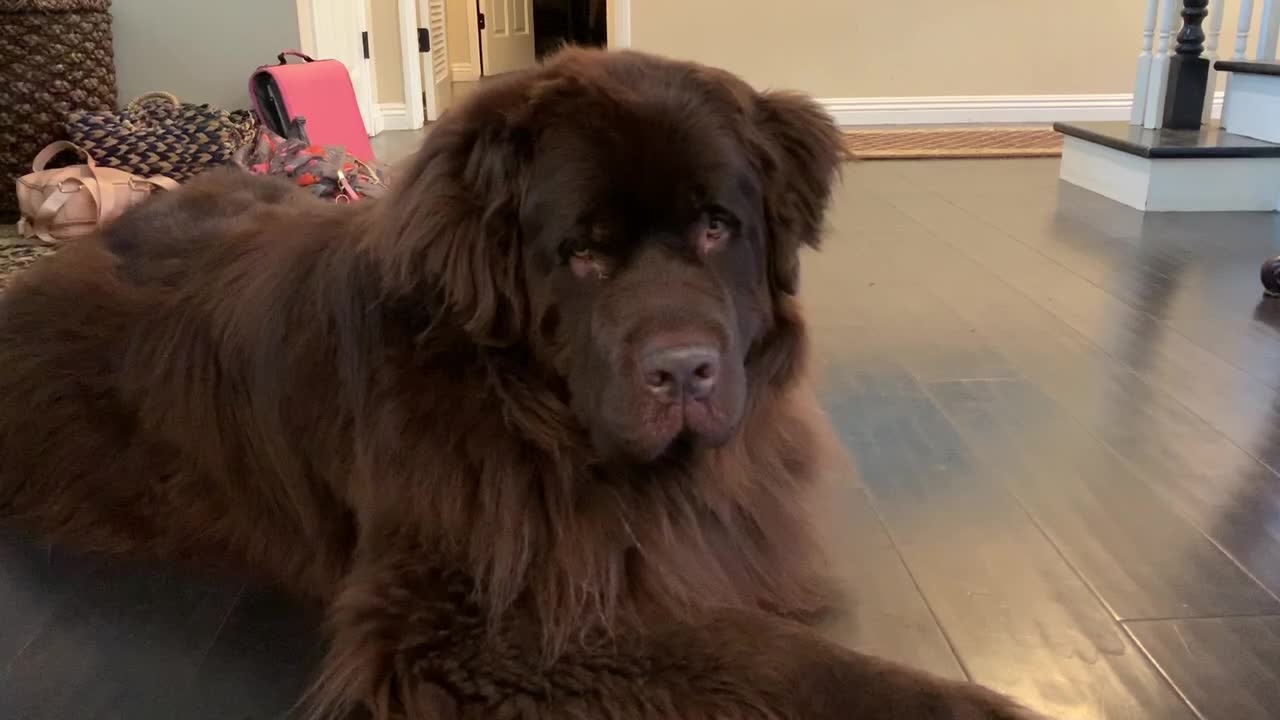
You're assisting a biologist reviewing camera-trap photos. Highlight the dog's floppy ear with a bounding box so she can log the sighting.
[369,80,534,346]
[753,91,846,295]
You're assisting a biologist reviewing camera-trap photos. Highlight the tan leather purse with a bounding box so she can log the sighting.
[15,141,178,244]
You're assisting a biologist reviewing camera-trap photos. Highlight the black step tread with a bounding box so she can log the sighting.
[1054,120,1280,159]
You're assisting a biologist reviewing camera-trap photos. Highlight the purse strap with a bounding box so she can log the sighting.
[125,91,181,115]
[142,176,180,191]
[24,175,101,244]
[22,166,178,245]
[276,50,316,64]
[32,141,93,172]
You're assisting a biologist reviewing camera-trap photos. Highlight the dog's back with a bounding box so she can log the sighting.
[0,170,351,586]
[101,169,309,288]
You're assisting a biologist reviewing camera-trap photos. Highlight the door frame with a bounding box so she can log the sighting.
[454,0,483,81]
[412,0,454,121]
[397,0,427,129]
[295,0,380,135]
[452,0,629,80]
[299,0,425,135]
[608,0,630,48]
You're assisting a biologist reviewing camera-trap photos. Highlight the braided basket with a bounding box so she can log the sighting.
[68,92,258,182]
[0,0,117,217]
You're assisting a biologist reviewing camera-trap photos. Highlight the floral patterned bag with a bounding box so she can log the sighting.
[232,119,389,202]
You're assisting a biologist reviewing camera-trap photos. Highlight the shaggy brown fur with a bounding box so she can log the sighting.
[0,49,1042,719]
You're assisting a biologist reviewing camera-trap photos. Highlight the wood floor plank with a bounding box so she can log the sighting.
[824,367,1193,719]
[926,378,1279,620]
[903,163,1280,390]
[1035,198,1280,387]
[815,469,965,681]
[829,166,1280,600]
[1125,616,1280,720]
[0,531,97,672]
[181,588,325,720]
[864,162,1280,477]
[0,559,241,720]
[812,180,1279,619]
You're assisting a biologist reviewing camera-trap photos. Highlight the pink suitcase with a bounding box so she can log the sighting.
[249,51,375,162]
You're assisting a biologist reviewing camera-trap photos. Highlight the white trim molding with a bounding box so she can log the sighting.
[821,92,1226,126]
[372,102,413,134]
[464,0,482,75]
[609,0,631,48]
[398,0,426,130]
[451,61,480,82]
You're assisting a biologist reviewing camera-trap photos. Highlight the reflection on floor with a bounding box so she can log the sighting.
[370,127,429,166]
[3,158,1280,719]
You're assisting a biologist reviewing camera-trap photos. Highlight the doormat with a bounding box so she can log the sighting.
[844,127,1063,160]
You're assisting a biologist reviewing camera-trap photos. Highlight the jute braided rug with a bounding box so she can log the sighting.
[844,126,1063,160]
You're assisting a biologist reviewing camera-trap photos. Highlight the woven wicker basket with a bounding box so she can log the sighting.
[0,0,117,217]
[68,92,258,182]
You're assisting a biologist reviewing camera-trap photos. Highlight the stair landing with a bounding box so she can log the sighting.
[1054,121,1280,212]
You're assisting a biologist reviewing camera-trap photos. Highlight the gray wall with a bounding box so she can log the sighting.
[112,1,301,109]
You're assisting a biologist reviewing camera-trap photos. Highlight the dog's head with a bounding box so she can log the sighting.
[374,48,844,463]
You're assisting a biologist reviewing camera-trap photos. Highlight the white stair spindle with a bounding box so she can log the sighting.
[1132,0,1163,125]
[1224,0,1257,127]
[1202,0,1226,123]
[1261,0,1280,59]
[1145,0,1182,128]
[1236,0,1257,59]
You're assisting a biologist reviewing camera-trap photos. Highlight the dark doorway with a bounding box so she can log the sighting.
[533,0,606,59]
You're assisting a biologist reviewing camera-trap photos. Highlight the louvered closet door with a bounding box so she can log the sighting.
[419,0,453,120]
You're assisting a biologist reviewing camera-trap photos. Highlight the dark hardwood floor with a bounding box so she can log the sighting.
[3,156,1280,718]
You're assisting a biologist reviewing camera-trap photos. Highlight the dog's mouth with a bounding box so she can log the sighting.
[596,391,740,464]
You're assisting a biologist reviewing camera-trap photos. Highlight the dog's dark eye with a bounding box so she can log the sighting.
[701,209,737,252]
[564,238,594,260]
[706,216,730,240]
[564,238,609,279]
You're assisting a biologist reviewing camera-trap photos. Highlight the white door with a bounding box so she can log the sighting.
[480,0,536,76]
[418,0,454,120]
[305,0,377,134]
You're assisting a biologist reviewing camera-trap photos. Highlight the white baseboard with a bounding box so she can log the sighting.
[451,62,480,82]
[822,92,1227,126]
[372,102,412,135]
[1060,135,1280,212]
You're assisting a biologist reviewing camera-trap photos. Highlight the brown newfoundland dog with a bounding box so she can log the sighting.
[0,49,1040,719]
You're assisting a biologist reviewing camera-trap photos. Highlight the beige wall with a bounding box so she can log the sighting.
[632,0,1261,98]
[370,0,406,104]
[113,1,299,109]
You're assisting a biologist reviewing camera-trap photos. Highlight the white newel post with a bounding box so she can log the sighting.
[1132,0,1163,125]
[1261,0,1280,59]
[1145,0,1182,127]
[1203,0,1226,123]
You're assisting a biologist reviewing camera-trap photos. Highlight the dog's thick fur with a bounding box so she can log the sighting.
[0,49,1040,719]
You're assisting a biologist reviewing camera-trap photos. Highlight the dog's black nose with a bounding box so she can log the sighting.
[642,345,720,402]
